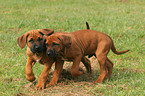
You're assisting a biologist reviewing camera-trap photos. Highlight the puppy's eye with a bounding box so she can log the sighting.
[38,37,43,41]
[29,38,34,42]
[52,42,59,46]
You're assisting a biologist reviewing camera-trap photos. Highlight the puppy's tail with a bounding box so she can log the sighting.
[86,22,90,29]
[111,42,129,55]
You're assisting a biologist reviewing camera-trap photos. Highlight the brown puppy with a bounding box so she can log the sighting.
[45,24,129,83]
[17,29,56,89]
[17,28,91,89]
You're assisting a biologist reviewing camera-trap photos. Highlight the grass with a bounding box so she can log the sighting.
[0,0,145,95]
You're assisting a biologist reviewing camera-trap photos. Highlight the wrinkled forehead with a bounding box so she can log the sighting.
[28,30,42,39]
[46,35,59,43]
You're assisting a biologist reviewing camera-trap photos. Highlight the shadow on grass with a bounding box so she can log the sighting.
[22,66,145,88]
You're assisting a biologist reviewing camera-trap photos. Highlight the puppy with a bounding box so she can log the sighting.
[45,23,129,83]
[17,29,56,89]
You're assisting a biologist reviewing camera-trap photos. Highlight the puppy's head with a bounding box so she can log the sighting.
[45,34,72,58]
[17,29,54,53]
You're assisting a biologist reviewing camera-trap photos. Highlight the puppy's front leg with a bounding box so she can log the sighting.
[48,60,64,86]
[71,56,83,77]
[25,57,36,82]
[35,61,54,90]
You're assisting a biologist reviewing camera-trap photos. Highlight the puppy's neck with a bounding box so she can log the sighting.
[58,47,69,60]
[27,47,43,62]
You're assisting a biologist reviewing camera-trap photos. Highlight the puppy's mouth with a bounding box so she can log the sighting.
[46,50,58,58]
[31,45,43,53]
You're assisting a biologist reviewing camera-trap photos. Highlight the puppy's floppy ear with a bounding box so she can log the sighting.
[58,35,72,48]
[38,29,54,36]
[17,32,29,48]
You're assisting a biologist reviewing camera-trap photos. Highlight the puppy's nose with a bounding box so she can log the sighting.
[35,46,40,50]
[47,51,51,55]
[47,51,52,57]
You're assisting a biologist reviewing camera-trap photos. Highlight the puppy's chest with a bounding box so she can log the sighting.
[32,54,42,62]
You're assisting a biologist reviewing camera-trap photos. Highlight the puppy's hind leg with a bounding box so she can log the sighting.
[81,57,92,73]
[93,43,110,83]
[93,55,107,83]
[105,58,114,78]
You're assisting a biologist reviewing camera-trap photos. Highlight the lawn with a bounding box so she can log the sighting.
[0,0,145,95]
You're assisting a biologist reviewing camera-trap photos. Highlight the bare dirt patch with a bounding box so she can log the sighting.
[17,57,100,96]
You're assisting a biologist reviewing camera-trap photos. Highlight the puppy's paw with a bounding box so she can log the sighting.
[35,83,45,90]
[46,81,57,87]
[93,79,103,84]
[71,71,83,77]
[26,75,35,82]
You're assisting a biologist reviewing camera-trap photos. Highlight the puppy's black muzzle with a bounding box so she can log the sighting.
[47,49,58,58]
[31,45,43,53]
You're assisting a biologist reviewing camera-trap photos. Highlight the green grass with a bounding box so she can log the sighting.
[0,0,145,95]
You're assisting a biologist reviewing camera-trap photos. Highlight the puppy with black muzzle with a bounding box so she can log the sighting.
[17,29,56,89]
